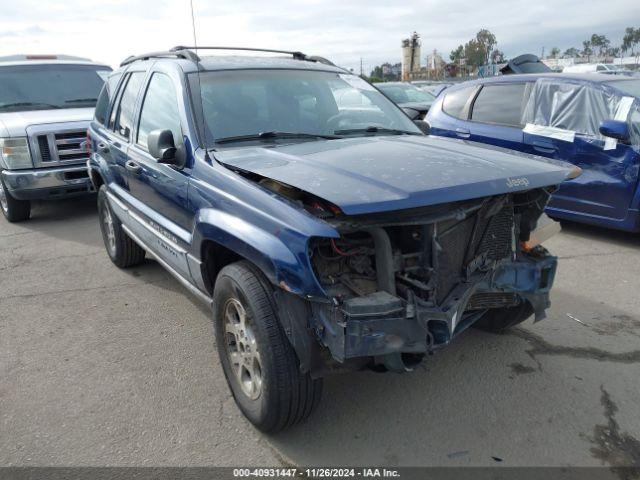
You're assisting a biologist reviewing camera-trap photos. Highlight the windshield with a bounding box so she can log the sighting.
[376,83,436,104]
[0,64,111,112]
[190,69,421,147]
[606,79,640,98]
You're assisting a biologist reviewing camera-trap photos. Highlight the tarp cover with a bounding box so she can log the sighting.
[521,78,637,147]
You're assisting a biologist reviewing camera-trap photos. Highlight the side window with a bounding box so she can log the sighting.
[137,73,182,149]
[471,83,527,127]
[112,72,145,140]
[442,86,476,119]
[94,73,122,125]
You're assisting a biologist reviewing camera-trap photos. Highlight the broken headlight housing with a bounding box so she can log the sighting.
[0,137,33,170]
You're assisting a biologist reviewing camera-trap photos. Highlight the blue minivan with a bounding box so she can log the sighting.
[427,74,640,232]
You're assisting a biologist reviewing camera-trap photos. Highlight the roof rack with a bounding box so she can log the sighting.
[170,46,311,60]
[119,46,341,69]
[120,48,199,67]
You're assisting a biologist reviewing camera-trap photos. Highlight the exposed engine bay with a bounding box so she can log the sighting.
[308,188,551,307]
[243,173,559,373]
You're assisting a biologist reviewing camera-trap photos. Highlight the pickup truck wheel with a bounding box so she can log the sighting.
[472,301,534,333]
[213,261,322,433]
[0,176,31,222]
[97,186,145,268]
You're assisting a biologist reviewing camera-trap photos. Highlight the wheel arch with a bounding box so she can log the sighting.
[192,208,326,299]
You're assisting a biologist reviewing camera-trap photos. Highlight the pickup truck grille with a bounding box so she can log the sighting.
[30,130,89,167]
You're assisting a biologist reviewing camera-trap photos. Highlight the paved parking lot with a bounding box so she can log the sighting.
[1,196,639,467]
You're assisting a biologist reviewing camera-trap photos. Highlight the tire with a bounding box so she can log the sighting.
[472,301,534,333]
[0,176,31,222]
[97,185,145,268]
[213,261,322,433]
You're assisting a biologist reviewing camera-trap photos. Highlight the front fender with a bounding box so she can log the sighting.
[192,208,328,298]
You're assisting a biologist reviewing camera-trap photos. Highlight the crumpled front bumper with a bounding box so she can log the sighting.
[310,253,557,363]
[1,165,93,200]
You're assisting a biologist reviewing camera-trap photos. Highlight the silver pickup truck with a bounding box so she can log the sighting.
[0,55,111,221]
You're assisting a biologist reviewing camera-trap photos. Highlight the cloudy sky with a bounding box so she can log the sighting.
[0,0,638,72]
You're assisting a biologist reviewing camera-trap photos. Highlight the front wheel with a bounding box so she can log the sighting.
[472,301,534,333]
[213,261,322,433]
[0,176,31,222]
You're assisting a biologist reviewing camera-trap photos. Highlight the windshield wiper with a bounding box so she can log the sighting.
[0,102,61,110]
[215,131,342,144]
[65,97,97,104]
[334,126,422,136]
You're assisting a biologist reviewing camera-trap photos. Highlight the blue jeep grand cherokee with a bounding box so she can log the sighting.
[88,47,577,432]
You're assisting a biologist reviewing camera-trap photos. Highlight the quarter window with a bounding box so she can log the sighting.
[112,72,145,140]
[137,73,182,149]
[442,86,476,119]
[94,73,122,125]
[471,83,528,127]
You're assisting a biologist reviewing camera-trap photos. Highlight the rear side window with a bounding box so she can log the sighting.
[94,73,122,125]
[442,86,476,119]
[471,83,528,127]
[112,72,145,140]
[137,73,182,149]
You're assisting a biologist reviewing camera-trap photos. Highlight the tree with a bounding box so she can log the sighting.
[549,47,561,59]
[622,27,640,55]
[464,39,487,67]
[589,34,610,57]
[475,29,497,64]
[450,45,464,63]
[582,40,593,61]
[490,49,505,63]
[563,47,580,58]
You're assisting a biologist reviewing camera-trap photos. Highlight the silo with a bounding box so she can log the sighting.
[401,32,421,81]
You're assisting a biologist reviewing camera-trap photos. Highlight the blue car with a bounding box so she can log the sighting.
[88,47,576,432]
[427,73,640,232]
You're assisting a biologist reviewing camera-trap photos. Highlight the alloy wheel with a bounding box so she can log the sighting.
[223,297,263,400]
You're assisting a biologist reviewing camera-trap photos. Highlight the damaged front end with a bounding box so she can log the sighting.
[306,188,558,372]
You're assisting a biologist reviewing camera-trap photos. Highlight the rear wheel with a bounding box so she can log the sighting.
[0,176,31,222]
[213,261,322,433]
[472,301,534,333]
[97,185,145,268]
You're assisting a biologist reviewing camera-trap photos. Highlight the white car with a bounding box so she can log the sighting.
[0,55,111,221]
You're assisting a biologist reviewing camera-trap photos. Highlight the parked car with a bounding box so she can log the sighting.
[88,47,577,432]
[374,81,436,119]
[563,63,629,74]
[412,81,453,96]
[427,73,640,231]
[0,55,111,221]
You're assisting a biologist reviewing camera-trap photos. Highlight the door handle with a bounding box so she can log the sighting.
[455,128,470,138]
[125,160,142,174]
[532,140,557,154]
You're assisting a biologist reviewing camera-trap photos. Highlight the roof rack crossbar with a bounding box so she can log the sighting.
[120,49,200,67]
[170,46,309,60]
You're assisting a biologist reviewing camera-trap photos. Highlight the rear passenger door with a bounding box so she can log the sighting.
[428,85,478,139]
[466,82,530,152]
[102,71,147,196]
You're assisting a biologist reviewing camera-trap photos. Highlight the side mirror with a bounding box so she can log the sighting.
[599,120,630,144]
[148,129,177,163]
[402,107,421,120]
[414,120,431,135]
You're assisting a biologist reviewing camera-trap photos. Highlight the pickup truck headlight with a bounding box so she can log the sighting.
[0,137,33,170]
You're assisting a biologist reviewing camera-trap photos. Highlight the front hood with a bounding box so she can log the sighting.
[215,135,576,215]
[0,108,93,137]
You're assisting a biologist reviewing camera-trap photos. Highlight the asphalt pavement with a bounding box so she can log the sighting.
[1,196,639,467]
